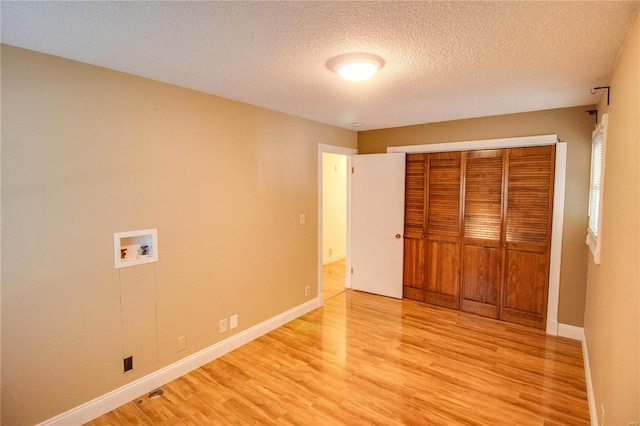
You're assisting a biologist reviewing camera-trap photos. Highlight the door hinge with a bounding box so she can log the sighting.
[351,167,355,174]
[351,267,354,274]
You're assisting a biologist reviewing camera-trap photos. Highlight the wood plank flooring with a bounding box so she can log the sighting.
[322,259,347,301]
[86,290,589,425]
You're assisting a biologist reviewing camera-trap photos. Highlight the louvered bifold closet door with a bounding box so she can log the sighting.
[460,150,504,319]
[424,152,463,309]
[501,146,555,329]
[403,154,427,300]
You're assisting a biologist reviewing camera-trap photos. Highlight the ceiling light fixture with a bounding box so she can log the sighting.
[327,53,385,82]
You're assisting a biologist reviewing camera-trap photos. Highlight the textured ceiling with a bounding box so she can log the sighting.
[2,1,639,131]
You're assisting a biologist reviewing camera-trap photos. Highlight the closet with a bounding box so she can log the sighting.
[403,145,555,329]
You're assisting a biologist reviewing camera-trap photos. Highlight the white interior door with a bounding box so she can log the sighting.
[350,153,406,299]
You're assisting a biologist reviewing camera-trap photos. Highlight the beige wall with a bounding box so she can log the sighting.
[358,106,594,327]
[322,153,347,264]
[583,14,640,425]
[0,45,356,425]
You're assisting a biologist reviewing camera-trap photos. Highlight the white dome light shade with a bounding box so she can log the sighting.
[337,62,379,81]
[327,53,385,82]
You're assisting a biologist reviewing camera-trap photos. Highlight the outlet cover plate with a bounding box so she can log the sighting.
[230,315,238,329]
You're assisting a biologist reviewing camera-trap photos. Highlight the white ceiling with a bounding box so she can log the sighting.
[2,1,639,131]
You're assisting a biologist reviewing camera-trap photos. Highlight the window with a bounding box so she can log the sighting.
[587,113,608,264]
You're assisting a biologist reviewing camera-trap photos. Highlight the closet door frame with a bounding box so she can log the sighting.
[389,135,566,336]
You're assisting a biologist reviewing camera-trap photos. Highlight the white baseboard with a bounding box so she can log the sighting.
[557,323,585,341]
[38,306,594,426]
[37,298,321,426]
[555,324,596,426]
[581,333,598,426]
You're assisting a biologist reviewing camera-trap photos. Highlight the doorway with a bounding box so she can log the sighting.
[322,152,348,300]
[318,144,357,304]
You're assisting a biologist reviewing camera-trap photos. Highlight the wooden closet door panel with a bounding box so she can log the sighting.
[463,151,504,241]
[460,150,504,318]
[501,146,555,329]
[403,239,424,300]
[426,153,462,237]
[404,154,427,239]
[504,146,554,245]
[424,152,462,309]
[426,238,460,308]
[503,250,549,325]
[461,246,502,315]
[403,154,427,300]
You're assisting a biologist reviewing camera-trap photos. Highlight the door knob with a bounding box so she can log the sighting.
[395,234,402,239]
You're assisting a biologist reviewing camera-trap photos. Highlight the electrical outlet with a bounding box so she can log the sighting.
[177,335,186,352]
[305,285,310,297]
[123,356,133,373]
[230,314,238,329]
[219,318,228,334]
[299,214,305,224]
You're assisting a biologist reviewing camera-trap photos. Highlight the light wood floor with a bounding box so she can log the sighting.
[86,290,589,425]
[322,258,347,301]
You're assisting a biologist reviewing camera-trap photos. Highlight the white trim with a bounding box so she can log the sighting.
[556,325,596,425]
[547,142,566,335]
[557,323,584,341]
[556,324,596,424]
[317,144,357,307]
[36,298,320,426]
[581,334,598,426]
[546,319,559,336]
[346,154,354,291]
[387,135,564,336]
[318,143,358,156]
[586,114,608,265]
[387,134,558,154]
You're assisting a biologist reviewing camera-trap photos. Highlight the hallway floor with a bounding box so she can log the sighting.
[322,258,347,301]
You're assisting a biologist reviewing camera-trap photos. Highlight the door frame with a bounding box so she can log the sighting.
[388,134,566,336]
[317,143,358,306]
